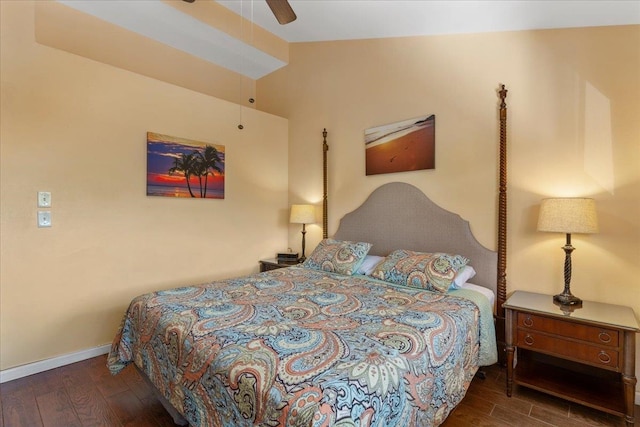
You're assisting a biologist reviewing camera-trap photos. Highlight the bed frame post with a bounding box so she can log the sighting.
[496,84,508,365]
[322,128,329,239]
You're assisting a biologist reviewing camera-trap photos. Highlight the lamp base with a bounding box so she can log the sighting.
[553,292,582,306]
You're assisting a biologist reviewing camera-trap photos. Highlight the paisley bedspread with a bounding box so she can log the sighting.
[108,266,496,427]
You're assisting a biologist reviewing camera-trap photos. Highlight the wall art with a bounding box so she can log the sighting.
[365,115,435,176]
[147,132,225,199]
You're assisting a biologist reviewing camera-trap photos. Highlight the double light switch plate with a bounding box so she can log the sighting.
[37,191,52,227]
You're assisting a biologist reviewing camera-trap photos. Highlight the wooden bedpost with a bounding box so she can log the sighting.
[496,84,508,365]
[322,128,329,239]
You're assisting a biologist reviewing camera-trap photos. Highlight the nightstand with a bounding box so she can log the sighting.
[504,291,639,426]
[259,258,299,272]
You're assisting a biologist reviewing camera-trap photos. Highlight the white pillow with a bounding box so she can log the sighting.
[450,265,476,289]
[356,255,385,275]
[458,282,495,309]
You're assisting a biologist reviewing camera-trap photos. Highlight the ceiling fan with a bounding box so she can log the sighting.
[182,0,297,25]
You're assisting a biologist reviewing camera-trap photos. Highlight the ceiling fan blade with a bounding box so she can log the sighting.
[182,0,296,25]
[265,0,297,25]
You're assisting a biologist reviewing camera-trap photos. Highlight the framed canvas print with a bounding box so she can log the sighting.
[365,115,435,176]
[147,132,225,199]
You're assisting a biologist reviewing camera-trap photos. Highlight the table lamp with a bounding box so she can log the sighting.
[537,198,598,305]
[290,204,315,262]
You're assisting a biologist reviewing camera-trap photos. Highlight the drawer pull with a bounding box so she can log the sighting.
[598,331,611,343]
[598,351,611,364]
[523,317,534,327]
[523,335,535,346]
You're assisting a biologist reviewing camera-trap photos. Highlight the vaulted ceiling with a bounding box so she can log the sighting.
[219,0,640,42]
[54,0,640,79]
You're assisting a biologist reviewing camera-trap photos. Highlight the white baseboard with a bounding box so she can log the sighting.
[0,344,111,383]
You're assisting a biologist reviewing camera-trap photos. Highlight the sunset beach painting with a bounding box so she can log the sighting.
[147,132,225,199]
[365,115,435,176]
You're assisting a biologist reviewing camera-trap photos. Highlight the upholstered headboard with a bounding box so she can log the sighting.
[333,182,498,298]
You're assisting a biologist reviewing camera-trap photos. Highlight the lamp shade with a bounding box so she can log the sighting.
[537,198,599,234]
[290,204,315,224]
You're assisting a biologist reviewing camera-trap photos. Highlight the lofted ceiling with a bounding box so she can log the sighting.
[219,0,640,43]
[55,0,640,79]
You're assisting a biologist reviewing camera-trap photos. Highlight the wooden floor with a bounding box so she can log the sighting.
[441,364,636,427]
[0,355,636,426]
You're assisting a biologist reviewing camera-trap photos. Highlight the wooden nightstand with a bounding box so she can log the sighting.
[504,291,639,426]
[259,258,299,272]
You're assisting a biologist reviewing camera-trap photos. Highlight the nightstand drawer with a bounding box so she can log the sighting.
[517,313,619,347]
[262,262,285,272]
[516,329,619,369]
[259,259,298,272]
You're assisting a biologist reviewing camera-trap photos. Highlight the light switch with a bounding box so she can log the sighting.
[38,211,52,228]
[38,191,51,208]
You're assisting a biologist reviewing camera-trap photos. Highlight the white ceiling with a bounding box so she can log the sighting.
[56,0,640,79]
[219,0,640,42]
[57,0,286,79]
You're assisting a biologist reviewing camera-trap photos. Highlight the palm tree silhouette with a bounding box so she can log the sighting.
[168,153,197,197]
[196,145,222,198]
[191,157,206,198]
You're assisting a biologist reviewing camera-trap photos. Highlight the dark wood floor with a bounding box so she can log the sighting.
[441,364,636,427]
[0,355,636,426]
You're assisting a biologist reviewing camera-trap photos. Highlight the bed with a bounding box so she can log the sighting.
[107,86,510,427]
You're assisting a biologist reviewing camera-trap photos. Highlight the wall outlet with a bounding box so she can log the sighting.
[37,211,52,228]
[38,191,51,208]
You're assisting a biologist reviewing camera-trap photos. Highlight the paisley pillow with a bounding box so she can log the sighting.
[371,249,469,292]
[302,238,372,276]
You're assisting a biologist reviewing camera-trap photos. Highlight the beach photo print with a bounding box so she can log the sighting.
[147,132,225,199]
[365,115,435,176]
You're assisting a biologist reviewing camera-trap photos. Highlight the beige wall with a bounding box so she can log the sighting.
[0,1,289,370]
[2,0,639,388]
[258,26,640,375]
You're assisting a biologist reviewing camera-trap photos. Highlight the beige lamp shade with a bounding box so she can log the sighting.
[537,198,599,234]
[290,204,315,224]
